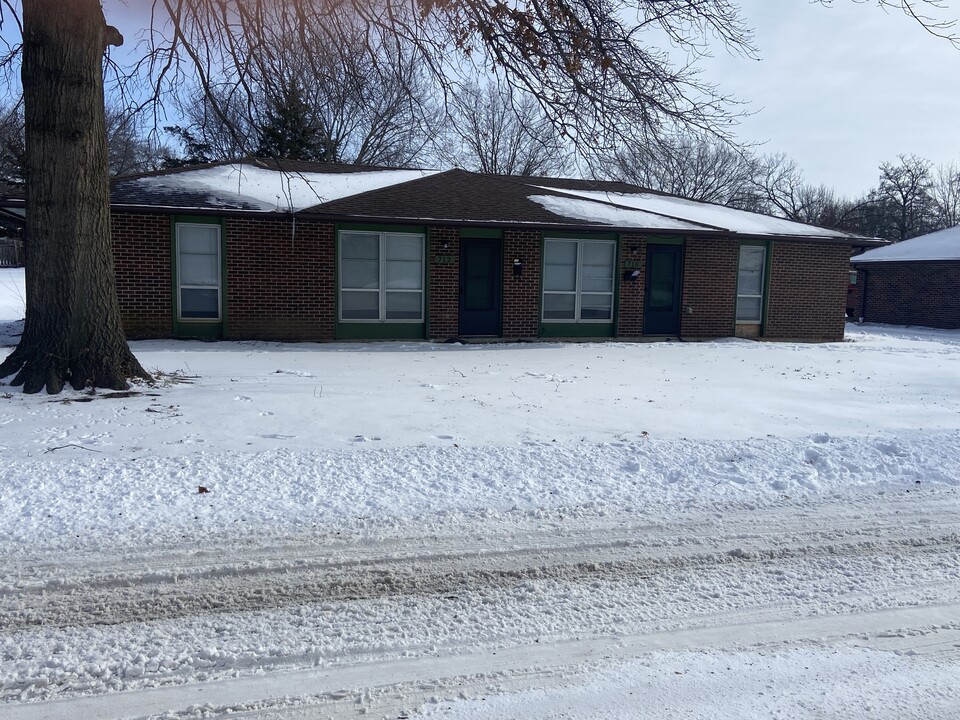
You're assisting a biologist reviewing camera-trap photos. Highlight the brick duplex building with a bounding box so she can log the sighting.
[851,225,960,329]
[98,158,883,343]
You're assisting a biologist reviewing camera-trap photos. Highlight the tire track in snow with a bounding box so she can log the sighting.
[5,604,960,720]
[0,490,960,632]
[2,500,959,631]
[5,533,958,631]
[2,492,958,708]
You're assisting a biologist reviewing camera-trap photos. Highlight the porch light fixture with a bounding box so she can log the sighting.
[623,269,641,281]
[513,257,523,276]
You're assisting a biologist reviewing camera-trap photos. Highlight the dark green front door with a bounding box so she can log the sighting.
[459,238,502,336]
[643,244,683,335]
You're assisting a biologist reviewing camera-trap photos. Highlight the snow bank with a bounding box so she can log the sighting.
[2,315,960,555]
[1,430,956,555]
[0,267,24,322]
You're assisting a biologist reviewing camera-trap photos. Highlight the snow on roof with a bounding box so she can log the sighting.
[530,195,716,232]
[533,185,860,239]
[133,164,438,212]
[852,225,960,263]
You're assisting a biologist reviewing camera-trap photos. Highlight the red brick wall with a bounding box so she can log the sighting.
[224,217,335,342]
[428,226,459,340]
[111,212,173,339]
[502,229,541,338]
[856,260,960,329]
[616,234,646,337]
[111,212,855,343]
[680,237,738,337]
[766,241,848,341]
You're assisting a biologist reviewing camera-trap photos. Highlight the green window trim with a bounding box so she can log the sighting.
[171,215,226,339]
[459,227,503,239]
[735,242,769,326]
[643,235,686,246]
[540,322,615,338]
[337,228,427,326]
[542,237,618,324]
[335,322,426,341]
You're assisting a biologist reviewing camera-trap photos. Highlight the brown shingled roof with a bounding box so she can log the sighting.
[303,169,628,226]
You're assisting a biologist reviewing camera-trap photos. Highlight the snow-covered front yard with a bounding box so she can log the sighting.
[1,266,959,719]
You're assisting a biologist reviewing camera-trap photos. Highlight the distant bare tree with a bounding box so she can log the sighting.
[872,154,937,241]
[438,81,569,176]
[105,107,167,177]
[753,154,865,230]
[0,103,24,185]
[610,133,760,206]
[932,161,960,228]
[164,38,439,167]
[303,41,440,166]
[164,85,255,166]
[0,101,162,180]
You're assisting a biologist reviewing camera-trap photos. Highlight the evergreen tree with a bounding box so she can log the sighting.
[255,80,328,161]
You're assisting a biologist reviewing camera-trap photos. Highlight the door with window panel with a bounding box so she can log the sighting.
[176,223,222,321]
[736,245,767,324]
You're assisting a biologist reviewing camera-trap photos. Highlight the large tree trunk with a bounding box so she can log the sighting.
[0,0,149,394]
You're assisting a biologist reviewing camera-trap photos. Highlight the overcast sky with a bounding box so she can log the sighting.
[701,1,960,197]
[13,2,960,198]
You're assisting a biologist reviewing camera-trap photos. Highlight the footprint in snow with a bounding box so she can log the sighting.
[259,433,297,440]
[875,441,906,457]
[235,395,252,402]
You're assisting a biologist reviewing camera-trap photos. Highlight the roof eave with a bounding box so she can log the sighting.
[852,256,960,264]
[297,211,876,243]
[106,204,883,246]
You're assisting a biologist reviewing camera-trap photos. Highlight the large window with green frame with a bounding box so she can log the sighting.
[542,238,616,322]
[736,244,767,323]
[175,222,222,321]
[339,230,425,322]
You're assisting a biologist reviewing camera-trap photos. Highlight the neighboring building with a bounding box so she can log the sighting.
[0,201,25,268]
[851,225,960,329]
[3,158,883,343]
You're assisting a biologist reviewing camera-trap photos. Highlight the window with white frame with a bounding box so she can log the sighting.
[176,223,221,320]
[542,239,616,322]
[339,231,424,322]
[736,244,767,323]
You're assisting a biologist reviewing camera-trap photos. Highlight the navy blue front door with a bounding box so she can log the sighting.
[643,244,683,335]
[459,239,502,336]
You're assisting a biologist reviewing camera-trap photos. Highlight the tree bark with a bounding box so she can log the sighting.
[0,0,150,393]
